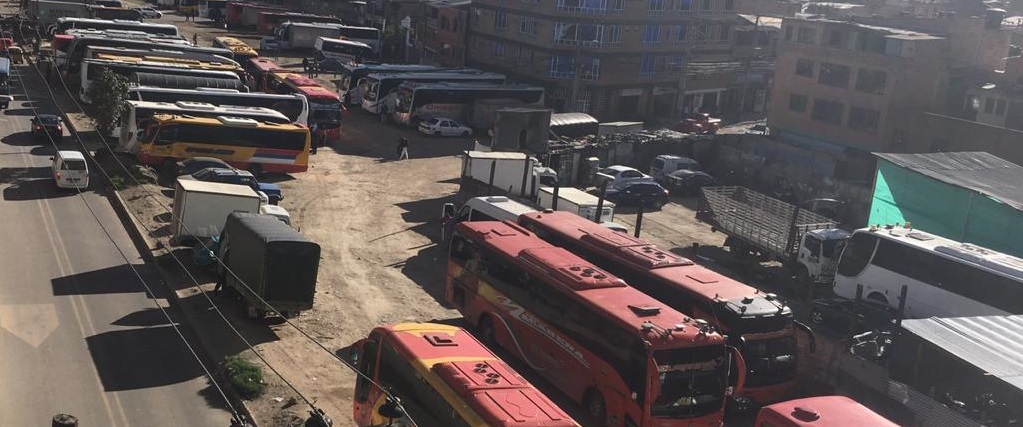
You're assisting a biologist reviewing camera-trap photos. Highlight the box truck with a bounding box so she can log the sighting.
[537,186,615,222]
[217,212,320,318]
[170,178,262,245]
[459,150,556,198]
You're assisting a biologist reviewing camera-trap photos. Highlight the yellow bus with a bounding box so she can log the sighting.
[93,52,244,77]
[212,36,258,59]
[348,323,581,427]
[135,114,310,175]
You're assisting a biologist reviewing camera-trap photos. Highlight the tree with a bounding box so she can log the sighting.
[85,68,130,137]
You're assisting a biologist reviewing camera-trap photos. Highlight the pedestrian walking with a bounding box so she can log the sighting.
[192,33,198,45]
[397,137,409,160]
[310,123,319,154]
[302,57,309,73]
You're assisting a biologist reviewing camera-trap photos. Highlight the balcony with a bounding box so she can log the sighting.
[548,70,601,80]
[556,4,624,15]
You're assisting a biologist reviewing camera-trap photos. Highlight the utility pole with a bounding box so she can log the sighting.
[674,5,702,118]
[736,15,760,121]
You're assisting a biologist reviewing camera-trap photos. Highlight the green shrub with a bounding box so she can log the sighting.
[223,355,264,399]
[109,175,126,190]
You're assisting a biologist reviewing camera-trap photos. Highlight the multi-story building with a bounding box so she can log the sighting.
[415,0,471,67]
[466,0,768,121]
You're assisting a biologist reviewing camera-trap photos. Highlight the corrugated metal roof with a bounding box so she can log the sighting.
[549,112,597,128]
[902,315,1023,391]
[875,152,1023,210]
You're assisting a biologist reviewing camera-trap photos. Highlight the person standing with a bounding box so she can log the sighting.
[192,33,198,45]
[397,137,409,160]
[309,123,319,154]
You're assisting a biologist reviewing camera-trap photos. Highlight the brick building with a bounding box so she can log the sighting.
[415,0,471,67]
[464,0,770,122]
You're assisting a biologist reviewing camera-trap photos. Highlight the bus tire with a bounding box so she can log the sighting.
[583,389,608,427]
[477,315,496,346]
[247,163,262,177]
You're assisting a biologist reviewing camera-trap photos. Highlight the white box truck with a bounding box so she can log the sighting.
[460,151,557,198]
[171,178,262,245]
[537,186,615,222]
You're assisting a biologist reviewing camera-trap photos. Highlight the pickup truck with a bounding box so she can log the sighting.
[184,167,283,205]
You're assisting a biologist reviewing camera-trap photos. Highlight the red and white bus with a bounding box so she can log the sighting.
[447,220,745,427]
[348,322,582,427]
[517,211,813,407]
[268,71,345,137]
[754,396,897,426]
[243,57,284,92]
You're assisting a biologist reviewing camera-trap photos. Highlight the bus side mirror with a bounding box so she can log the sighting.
[442,203,455,219]
[378,396,405,420]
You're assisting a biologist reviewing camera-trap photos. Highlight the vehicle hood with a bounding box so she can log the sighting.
[257,182,281,194]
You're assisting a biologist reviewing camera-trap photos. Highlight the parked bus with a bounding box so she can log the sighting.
[92,52,244,78]
[267,71,343,129]
[127,86,309,126]
[755,396,898,427]
[447,220,745,427]
[518,211,812,407]
[212,36,258,60]
[62,35,233,75]
[337,25,381,53]
[52,17,178,36]
[314,37,372,65]
[393,82,545,126]
[88,6,144,21]
[348,322,582,427]
[178,0,199,16]
[199,0,229,18]
[833,225,1023,318]
[336,63,439,105]
[136,114,310,174]
[118,100,290,152]
[257,11,342,35]
[243,57,283,92]
[84,45,237,68]
[360,71,506,115]
[80,58,241,102]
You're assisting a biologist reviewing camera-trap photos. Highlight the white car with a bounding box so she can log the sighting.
[596,165,655,189]
[134,7,162,18]
[418,117,473,137]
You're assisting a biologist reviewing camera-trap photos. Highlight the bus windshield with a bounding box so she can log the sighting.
[394,88,413,113]
[309,98,342,122]
[652,347,728,419]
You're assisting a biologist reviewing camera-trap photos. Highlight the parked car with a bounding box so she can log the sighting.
[663,169,716,196]
[604,182,670,209]
[186,167,283,204]
[176,157,231,176]
[808,297,897,332]
[31,114,63,141]
[673,113,721,134]
[51,150,89,189]
[596,165,654,189]
[134,7,162,18]
[418,117,473,137]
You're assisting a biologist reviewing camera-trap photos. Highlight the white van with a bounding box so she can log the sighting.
[52,150,89,189]
[650,154,701,182]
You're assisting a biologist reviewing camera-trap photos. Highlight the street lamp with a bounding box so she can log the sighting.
[569,39,599,113]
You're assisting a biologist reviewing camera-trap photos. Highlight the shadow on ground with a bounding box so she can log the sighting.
[52,263,166,297]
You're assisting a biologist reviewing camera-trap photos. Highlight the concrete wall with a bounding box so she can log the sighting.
[907,112,1023,166]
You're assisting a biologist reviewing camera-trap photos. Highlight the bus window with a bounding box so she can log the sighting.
[837,232,877,277]
[354,338,378,403]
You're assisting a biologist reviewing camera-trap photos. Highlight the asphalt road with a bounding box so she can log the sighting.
[0,61,232,425]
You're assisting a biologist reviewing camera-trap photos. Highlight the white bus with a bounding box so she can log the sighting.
[833,225,1023,318]
[118,100,290,152]
[52,17,179,36]
[199,0,228,18]
[314,37,373,65]
[128,86,310,126]
[80,58,241,103]
[336,63,439,105]
[63,34,232,75]
[336,25,381,53]
[392,82,545,126]
[359,71,506,115]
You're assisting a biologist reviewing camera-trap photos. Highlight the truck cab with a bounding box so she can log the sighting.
[796,228,850,285]
[441,196,536,242]
[650,154,702,182]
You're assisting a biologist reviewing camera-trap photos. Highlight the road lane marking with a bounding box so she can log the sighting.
[0,303,59,347]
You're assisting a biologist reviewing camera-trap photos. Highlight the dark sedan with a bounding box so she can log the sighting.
[604,182,670,209]
[663,169,715,196]
[176,157,232,176]
[808,297,897,332]
[31,114,63,142]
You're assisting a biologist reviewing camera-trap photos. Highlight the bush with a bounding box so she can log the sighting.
[85,69,130,137]
[109,175,126,190]
[223,355,264,399]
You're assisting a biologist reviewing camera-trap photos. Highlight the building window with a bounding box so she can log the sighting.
[795,58,814,77]
[550,54,574,78]
[648,0,666,10]
[640,55,656,75]
[453,16,460,33]
[675,24,688,42]
[519,16,536,34]
[996,98,1007,115]
[440,16,450,30]
[785,25,793,41]
[848,107,880,133]
[811,99,844,125]
[788,94,808,113]
[701,0,712,10]
[855,69,886,95]
[818,62,851,88]
[471,8,480,25]
[580,57,601,79]
[797,27,817,44]
[723,0,734,10]
[828,30,844,47]
[678,0,692,10]
[495,11,507,30]
[670,55,685,71]
[984,97,995,114]
[518,46,529,62]
[494,41,505,57]
[644,25,661,44]
[612,0,625,11]
[719,24,731,40]
[554,22,604,44]
[608,25,622,43]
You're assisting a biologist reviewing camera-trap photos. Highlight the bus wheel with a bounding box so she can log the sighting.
[478,315,496,346]
[584,390,608,427]
[247,164,263,177]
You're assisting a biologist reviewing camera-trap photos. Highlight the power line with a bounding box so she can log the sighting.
[25,22,419,426]
[1,33,246,425]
